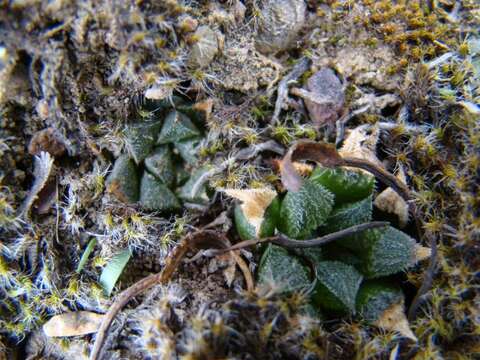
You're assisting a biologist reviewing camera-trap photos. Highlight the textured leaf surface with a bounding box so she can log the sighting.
[310,166,374,204]
[354,226,415,278]
[157,110,200,144]
[144,146,175,187]
[257,244,311,293]
[139,172,180,212]
[106,155,139,203]
[278,180,334,239]
[356,280,403,323]
[124,119,162,164]
[323,195,372,234]
[312,261,363,313]
[175,136,202,165]
[100,249,132,296]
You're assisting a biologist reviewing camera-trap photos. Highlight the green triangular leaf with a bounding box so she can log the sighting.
[99,249,132,296]
[76,238,97,274]
[278,180,334,239]
[139,172,181,212]
[124,120,163,164]
[157,110,200,144]
[312,260,363,314]
[352,226,416,278]
[144,146,175,187]
[257,244,311,293]
[106,155,140,203]
[310,167,374,204]
[322,195,372,234]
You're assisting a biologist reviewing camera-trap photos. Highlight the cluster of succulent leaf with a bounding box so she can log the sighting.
[106,99,207,212]
[235,166,424,327]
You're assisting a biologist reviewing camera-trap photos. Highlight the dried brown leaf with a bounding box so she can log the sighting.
[43,311,105,337]
[280,141,344,191]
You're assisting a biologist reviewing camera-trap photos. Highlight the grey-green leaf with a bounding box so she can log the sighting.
[278,180,334,239]
[124,120,163,164]
[139,172,181,212]
[312,260,363,314]
[144,146,175,187]
[157,110,200,144]
[106,155,140,203]
[257,244,311,293]
[322,195,372,234]
[175,136,202,165]
[99,249,132,296]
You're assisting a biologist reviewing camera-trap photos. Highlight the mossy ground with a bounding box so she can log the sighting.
[0,1,479,359]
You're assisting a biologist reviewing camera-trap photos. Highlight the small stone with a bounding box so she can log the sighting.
[124,119,162,164]
[255,0,306,54]
[144,146,175,187]
[157,110,201,144]
[139,172,181,212]
[188,25,219,68]
[303,68,345,127]
[106,155,140,203]
[28,127,66,157]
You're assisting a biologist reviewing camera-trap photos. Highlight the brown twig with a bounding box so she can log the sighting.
[214,221,389,253]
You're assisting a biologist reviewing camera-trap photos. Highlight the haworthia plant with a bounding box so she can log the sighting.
[310,167,374,204]
[312,261,363,314]
[99,248,132,296]
[257,244,311,293]
[139,172,181,212]
[124,119,163,164]
[106,155,140,203]
[277,180,334,239]
[144,146,175,187]
[157,110,201,144]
